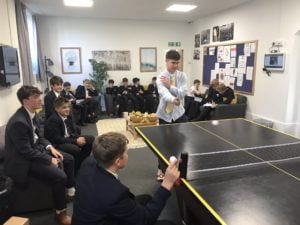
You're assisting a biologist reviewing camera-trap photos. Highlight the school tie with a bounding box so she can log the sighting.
[32,115,39,143]
[165,74,176,114]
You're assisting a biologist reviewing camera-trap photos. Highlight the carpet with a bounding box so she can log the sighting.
[96,118,147,149]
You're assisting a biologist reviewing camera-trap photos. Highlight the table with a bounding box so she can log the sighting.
[126,118,157,139]
[136,118,300,225]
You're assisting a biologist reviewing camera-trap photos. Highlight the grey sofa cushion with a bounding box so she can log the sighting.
[0,125,5,160]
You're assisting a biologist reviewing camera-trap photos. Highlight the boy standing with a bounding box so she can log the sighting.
[156,50,188,124]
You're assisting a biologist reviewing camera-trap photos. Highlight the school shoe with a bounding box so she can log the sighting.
[67,187,75,202]
[56,211,72,225]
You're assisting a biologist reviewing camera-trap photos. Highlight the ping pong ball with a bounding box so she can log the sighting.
[212,120,219,126]
[169,156,177,164]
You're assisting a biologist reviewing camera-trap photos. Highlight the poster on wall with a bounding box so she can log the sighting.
[220,23,234,42]
[139,47,157,72]
[60,47,82,74]
[194,34,200,48]
[92,50,131,71]
[212,26,220,42]
[201,29,210,45]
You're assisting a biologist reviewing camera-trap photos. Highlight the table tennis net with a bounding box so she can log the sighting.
[188,142,300,176]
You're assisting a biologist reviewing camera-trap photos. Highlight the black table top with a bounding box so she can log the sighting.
[137,118,300,225]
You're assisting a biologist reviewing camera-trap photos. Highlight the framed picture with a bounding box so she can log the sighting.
[194,34,200,48]
[201,29,210,45]
[139,47,157,72]
[220,23,234,42]
[60,47,82,74]
[92,50,131,71]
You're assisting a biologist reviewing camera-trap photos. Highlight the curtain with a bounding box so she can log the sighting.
[35,16,46,82]
[15,0,34,85]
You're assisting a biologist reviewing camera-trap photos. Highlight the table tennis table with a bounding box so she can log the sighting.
[136,118,300,225]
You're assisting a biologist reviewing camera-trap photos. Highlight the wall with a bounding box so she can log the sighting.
[190,0,300,135]
[37,16,192,89]
[0,0,23,126]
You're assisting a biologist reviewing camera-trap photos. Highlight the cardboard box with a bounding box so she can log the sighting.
[4,216,29,225]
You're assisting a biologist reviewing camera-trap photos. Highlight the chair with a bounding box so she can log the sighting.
[210,94,247,119]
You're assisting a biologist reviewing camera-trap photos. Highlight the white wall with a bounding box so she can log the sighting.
[190,0,300,135]
[37,16,193,88]
[0,0,23,126]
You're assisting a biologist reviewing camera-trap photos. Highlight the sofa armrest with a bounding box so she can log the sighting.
[211,103,247,119]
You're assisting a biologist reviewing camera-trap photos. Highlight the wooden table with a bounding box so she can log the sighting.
[126,118,158,139]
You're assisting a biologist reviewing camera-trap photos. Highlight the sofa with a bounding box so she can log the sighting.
[210,94,247,119]
[0,124,53,216]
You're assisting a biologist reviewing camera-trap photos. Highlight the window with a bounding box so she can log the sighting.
[26,9,39,77]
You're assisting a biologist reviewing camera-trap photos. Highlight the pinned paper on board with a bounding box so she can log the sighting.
[209,47,216,56]
[217,46,224,62]
[237,67,246,74]
[225,64,231,76]
[229,77,236,89]
[211,70,217,80]
[230,58,236,68]
[237,73,244,87]
[232,68,237,77]
[224,75,231,86]
[223,46,231,63]
[230,45,237,58]
[238,55,247,68]
[246,66,254,80]
[244,43,251,57]
[219,68,225,82]
[215,63,220,70]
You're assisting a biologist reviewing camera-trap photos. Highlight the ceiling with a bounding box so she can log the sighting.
[23,0,252,22]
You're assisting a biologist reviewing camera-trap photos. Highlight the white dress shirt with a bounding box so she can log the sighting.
[25,108,39,144]
[54,91,60,98]
[188,86,201,97]
[25,108,52,150]
[156,69,187,123]
[60,115,70,138]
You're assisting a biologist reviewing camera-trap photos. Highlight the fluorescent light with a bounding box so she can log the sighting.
[64,0,94,7]
[166,4,197,12]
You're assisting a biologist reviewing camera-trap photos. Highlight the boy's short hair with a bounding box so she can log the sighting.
[193,79,201,85]
[122,77,128,83]
[152,77,157,81]
[108,79,114,84]
[53,97,69,109]
[132,77,139,83]
[63,81,71,87]
[166,50,180,61]
[17,85,42,104]
[93,132,129,168]
[50,76,63,86]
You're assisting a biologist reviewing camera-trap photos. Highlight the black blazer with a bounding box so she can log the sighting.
[45,112,79,146]
[147,84,158,96]
[220,87,235,104]
[106,86,119,95]
[72,156,171,225]
[118,85,132,96]
[76,85,98,100]
[61,90,76,101]
[204,86,221,103]
[4,107,52,184]
[44,90,60,119]
[132,85,145,96]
